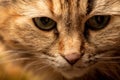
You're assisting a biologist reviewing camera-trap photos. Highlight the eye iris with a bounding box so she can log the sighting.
[85,15,110,30]
[33,17,56,31]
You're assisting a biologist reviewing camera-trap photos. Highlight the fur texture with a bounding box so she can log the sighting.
[0,0,120,80]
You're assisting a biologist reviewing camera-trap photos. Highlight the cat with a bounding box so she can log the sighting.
[0,0,120,80]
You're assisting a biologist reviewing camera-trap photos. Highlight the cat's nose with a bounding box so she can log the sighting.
[63,53,81,65]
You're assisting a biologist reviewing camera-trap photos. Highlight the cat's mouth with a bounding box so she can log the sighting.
[50,55,98,79]
[56,61,93,79]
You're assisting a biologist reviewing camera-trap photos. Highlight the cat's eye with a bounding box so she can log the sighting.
[85,15,110,30]
[33,17,57,31]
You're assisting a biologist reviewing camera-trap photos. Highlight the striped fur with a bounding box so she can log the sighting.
[0,0,120,80]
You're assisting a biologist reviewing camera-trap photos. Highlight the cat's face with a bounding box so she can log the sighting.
[0,0,120,79]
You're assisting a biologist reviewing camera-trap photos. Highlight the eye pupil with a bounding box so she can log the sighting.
[40,17,50,25]
[96,16,103,24]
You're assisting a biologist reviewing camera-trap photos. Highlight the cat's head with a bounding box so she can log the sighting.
[0,0,120,79]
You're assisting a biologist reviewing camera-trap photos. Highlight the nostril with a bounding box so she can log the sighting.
[63,53,81,65]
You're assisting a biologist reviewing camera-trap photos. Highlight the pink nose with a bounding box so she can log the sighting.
[63,53,81,65]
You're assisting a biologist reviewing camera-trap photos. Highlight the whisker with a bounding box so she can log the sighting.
[98,61,120,63]
[24,59,49,70]
[0,51,29,59]
[0,58,30,64]
[34,65,51,74]
[95,56,120,63]
[95,56,120,61]
[37,65,50,71]
[24,60,39,70]
[97,56,120,59]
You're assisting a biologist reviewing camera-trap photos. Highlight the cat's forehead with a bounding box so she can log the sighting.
[10,0,88,17]
[1,0,119,18]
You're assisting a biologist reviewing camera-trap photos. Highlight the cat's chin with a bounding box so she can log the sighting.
[60,68,87,79]
[56,66,89,79]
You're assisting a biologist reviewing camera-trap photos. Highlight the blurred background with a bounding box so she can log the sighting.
[0,55,39,80]
[0,62,32,80]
